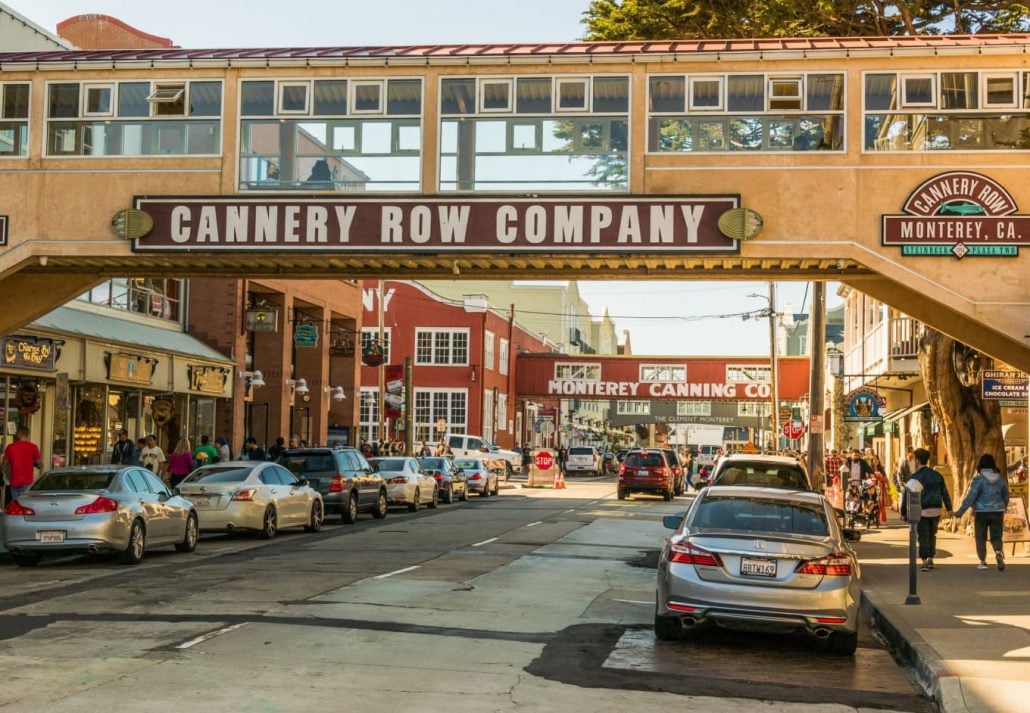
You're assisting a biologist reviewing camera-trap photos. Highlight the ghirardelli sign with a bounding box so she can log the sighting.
[130,196,740,254]
[881,171,1028,259]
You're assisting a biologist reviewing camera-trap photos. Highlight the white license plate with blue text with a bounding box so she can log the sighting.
[36,530,66,543]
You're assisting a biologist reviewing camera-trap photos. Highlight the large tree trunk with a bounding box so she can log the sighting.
[918,328,1006,506]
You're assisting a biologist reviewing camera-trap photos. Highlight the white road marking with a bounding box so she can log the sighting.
[175,623,248,649]
[612,599,653,605]
[374,565,420,579]
[525,521,543,527]
[471,537,498,547]
[563,508,575,514]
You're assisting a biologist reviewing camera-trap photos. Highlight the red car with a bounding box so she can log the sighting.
[618,450,674,501]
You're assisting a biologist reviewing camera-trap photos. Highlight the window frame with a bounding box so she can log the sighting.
[277,81,311,115]
[351,80,384,115]
[981,72,1019,109]
[479,78,513,113]
[555,77,590,112]
[414,328,470,366]
[767,77,803,111]
[639,364,687,383]
[82,83,115,118]
[727,365,771,383]
[899,73,937,109]
[499,338,510,376]
[553,362,601,381]
[484,330,495,371]
[616,400,651,416]
[0,81,30,159]
[688,76,724,112]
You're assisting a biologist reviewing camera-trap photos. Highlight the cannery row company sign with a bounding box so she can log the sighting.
[882,171,1029,259]
[128,196,741,253]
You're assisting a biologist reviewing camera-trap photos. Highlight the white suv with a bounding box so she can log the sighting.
[566,446,601,476]
[445,434,521,475]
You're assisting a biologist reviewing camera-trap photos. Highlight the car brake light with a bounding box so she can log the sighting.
[469,474,482,480]
[387,477,407,485]
[795,553,852,576]
[232,488,257,501]
[74,496,119,514]
[656,467,668,476]
[329,475,345,492]
[668,541,721,567]
[667,602,697,613]
[814,616,848,624]
[5,499,35,516]
[433,473,443,481]
[618,464,626,476]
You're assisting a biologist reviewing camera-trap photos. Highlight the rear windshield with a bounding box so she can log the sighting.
[32,471,116,491]
[453,459,481,469]
[692,496,828,536]
[715,463,810,490]
[569,448,594,456]
[624,453,664,468]
[373,458,407,471]
[183,467,254,484]
[418,458,446,469]
[282,454,335,473]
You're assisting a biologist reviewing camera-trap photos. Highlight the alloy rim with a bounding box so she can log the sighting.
[314,502,324,527]
[187,517,198,547]
[131,524,144,559]
[265,509,276,536]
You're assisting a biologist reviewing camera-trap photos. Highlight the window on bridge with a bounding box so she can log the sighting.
[0,83,29,156]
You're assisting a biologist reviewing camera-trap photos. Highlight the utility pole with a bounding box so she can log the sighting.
[807,281,826,486]
[377,279,386,444]
[404,356,413,456]
[768,282,780,453]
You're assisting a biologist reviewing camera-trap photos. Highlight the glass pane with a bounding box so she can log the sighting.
[696,121,725,150]
[361,122,391,153]
[653,118,691,151]
[558,80,587,110]
[865,74,896,111]
[512,123,538,150]
[387,79,421,115]
[516,78,551,114]
[3,84,29,119]
[280,84,308,112]
[904,77,934,105]
[692,80,721,109]
[331,124,357,151]
[48,83,79,118]
[650,76,684,113]
[475,120,506,152]
[85,86,112,114]
[189,81,222,116]
[118,82,150,117]
[728,118,763,150]
[727,75,763,112]
[313,80,347,115]
[241,81,275,116]
[482,82,510,111]
[397,124,420,151]
[187,122,220,154]
[1024,72,1030,109]
[940,72,977,110]
[354,83,382,112]
[592,77,628,113]
[807,74,842,112]
[441,79,475,115]
[985,75,1015,106]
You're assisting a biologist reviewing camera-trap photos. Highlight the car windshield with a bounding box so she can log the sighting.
[182,467,254,484]
[692,496,828,536]
[569,448,593,456]
[374,458,407,471]
[32,471,116,491]
[625,453,664,468]
[281,453,335,473]
[418,458,446,469]
[453,459,481,469]
[715,463,809,490]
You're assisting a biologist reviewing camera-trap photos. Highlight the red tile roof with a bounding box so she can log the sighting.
[0,34,1027,64]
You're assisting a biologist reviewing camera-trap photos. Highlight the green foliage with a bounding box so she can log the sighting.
[582,1,1030,39]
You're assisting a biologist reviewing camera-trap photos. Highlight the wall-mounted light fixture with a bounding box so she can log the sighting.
[326,386,346,401]
[285,377,309,395]
[240,369,265,397]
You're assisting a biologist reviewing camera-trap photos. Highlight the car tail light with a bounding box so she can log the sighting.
[74,496,119,514]
[795,553,852,576]
[432,473,443,481]
[387,477,407,485]
[5,499,35,516]
[618,464,626,476]
[667,602,697,613]
[656,467,668,477]
[814,616,848,624]
[232,488,257,501]
[469,474,482,481]
[668,541,721,567]
[329,475,346,492]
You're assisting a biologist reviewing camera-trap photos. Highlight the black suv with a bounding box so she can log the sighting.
[281,447,387,523]
[661,448,688,496]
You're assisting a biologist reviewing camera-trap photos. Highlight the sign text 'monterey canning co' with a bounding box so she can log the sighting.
[130,196,740,253]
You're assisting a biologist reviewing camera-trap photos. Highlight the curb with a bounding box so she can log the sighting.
[861,589,968,713]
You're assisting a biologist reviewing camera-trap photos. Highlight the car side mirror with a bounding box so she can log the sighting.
[170,487,180,496]
[295,478,308,487]
[662,515,684,530]
[159,491,171,501]
[842,528,862,542]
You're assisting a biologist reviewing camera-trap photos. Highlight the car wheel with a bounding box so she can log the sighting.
[505,462,513,481]
[828,630,858,656]
[175,513,199,553]
[408,490,421,512]
[443,486,453,504]
[372,490,388,519]
[617,488,626,500]
[481,482,491,497]
[120,519,146,565]
[459,485,469,502]
[491,480,499,496]
[342,493,359,524]
[304,500,324,533]
[261,506,278,539]
[428,486,439,509]
[11,553,40,567]
[654,613,683,641]
[663,488,673,502]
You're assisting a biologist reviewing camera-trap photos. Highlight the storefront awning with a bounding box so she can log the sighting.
[884,401,929,422]
[32,305,232,364]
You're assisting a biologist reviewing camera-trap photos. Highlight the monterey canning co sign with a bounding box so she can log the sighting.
[881,171,1029,259]
[130,196,740,253]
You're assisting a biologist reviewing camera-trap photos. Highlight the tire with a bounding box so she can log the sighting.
[663,488,673,502]
[11,553,40,567]
[491,480,499,496]
[480,482,490,498]
[654,613,683,642]
[120,519,146,565]
[428,486,439,509]
[443,486,453,504]
[617,488,627,501]
[261,506,278,539]
[408,490,421,512]
[304,500,324,533]
[175,513,199,553]
[505,462,513,481]
[342,493,359,524]
[459,485,469,502]
[371,490,388,519]
[828,630,858,656]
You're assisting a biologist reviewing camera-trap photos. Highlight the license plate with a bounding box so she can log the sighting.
[638,470,649,477]
[36,530,66,543]
[740,557,777,577]
[191,495,210,506]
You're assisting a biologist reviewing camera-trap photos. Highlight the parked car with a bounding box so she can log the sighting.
[417,456,470,503]
[661,448,688,496]
[445,433,521,475]
[280,447,387,523]
[656,485,862,655]
[452,458,499,497]
[370,457,438,511]
[618,449,674,501]
[566,446,602,476]
[177,461,323,538]
[709,454,814,491]
[2,465,199,566]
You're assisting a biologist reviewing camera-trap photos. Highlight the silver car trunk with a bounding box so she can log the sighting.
[684,532,834,590]
[177,483,243,511]
[17,490,108,522]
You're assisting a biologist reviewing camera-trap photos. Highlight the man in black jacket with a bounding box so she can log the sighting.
[110,429,135,465]
[901,447,953,571]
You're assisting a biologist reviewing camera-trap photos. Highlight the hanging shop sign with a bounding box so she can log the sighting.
[245,308,278,332]
[149,396,175,427]
[189,365,231,395]
[106,352,158,385]
[329,331,355,358]
[2,336,57,371]
[128,196,741,254]
[294,324,319,348]
[361,340,385,367]
[982,369,1029,400]
[882,171,1028,259]
[384,364,404,419]
[843,387,886,422]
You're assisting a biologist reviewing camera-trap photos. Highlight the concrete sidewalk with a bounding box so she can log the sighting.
[857,520,1030,713]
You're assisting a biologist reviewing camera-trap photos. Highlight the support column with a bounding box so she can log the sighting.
[807,281,827,486]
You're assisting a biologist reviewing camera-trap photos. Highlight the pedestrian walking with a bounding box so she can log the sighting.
[243,437,267,461]
[193,435,219,465]
[268,436,286,462]
[133,438,146,466]
[824,449,843,489]
[2,427,42,502]
[110,429,135,465]
[845,449,872,486]
[901,447,953,571]
[954,454,1010,571]
[894,447,916,492]
[139,435,166,477]
[556,446,568,475]
[215,436,232,463]
[167,438,195,488]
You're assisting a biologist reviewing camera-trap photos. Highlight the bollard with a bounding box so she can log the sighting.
[903,478,924,605]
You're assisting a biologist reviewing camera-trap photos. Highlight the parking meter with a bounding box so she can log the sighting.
[903,478,923,605]
[904,479,923,522]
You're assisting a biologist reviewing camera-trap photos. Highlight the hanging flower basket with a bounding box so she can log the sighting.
[362,341,385,367]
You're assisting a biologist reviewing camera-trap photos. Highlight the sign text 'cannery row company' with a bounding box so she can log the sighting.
[129,197,740,252]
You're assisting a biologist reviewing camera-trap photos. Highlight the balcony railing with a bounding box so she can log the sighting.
[890,317,924,359]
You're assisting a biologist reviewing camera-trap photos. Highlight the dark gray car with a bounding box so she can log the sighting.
[280,447,387,523]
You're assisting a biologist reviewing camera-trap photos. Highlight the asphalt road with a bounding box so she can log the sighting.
[0,480,932,712]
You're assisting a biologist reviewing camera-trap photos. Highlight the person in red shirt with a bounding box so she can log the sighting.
[2,427,42,501]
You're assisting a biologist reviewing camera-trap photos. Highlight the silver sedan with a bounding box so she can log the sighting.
[2,465,199,566]
[452,458,499,497]
[656,486,862,655]
[177,461,323,538]
[369,457,438,512]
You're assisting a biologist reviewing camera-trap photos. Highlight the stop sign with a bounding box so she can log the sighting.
[782,421,805,439]
[534,451,554,471]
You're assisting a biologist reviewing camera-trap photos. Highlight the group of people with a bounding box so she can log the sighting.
[109,430,233,487]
